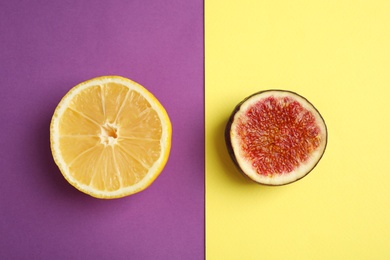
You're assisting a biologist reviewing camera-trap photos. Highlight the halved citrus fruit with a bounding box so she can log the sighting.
[225,90,327,185]
[50,76,171,198]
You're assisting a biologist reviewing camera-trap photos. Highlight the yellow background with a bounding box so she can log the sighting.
[205,0,390,259]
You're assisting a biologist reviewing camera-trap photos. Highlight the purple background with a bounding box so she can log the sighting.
[0,1,204,259]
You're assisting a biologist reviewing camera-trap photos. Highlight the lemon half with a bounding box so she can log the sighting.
[50,76,172,199]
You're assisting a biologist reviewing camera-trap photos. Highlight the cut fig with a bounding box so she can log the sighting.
[225,90,327,185]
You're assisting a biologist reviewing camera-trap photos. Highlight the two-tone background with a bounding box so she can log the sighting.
[1,0,390,259]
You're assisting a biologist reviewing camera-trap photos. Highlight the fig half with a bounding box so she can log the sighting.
[225,90,327,185]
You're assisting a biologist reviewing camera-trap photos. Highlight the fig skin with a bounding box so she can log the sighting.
[225,89,328,186]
